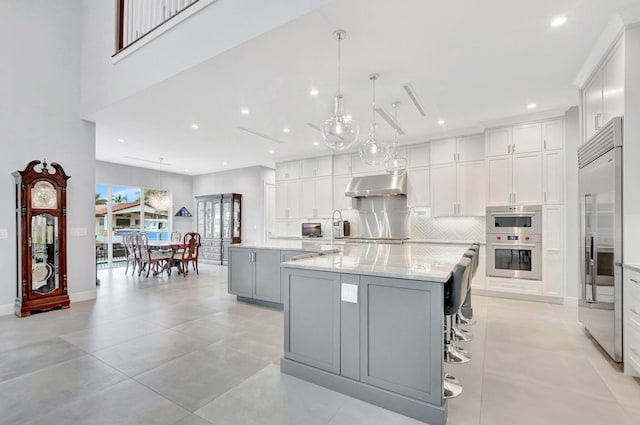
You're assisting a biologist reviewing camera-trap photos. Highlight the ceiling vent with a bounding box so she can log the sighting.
[236,126,286,144]
[375,107,406,135]
[402,84,426,117]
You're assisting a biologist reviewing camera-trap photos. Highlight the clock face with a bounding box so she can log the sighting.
[31,181,58,209]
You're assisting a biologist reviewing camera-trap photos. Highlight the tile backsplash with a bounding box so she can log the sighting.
[409,208,485,242]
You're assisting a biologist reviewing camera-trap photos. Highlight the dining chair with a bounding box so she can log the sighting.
[137,232,173,277]
[122,232,140,276]
[173,232,200,276]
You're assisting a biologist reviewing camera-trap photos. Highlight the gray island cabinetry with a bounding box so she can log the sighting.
[280,244,467,425]
[227,241,333,308]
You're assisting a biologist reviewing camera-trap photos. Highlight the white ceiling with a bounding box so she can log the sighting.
[94,0,634,175]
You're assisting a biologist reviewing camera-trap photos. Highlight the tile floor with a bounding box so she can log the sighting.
[1,264,639,425]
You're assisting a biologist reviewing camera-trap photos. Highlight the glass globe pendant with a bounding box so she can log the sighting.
[359,74,389,166]
[321,30,360,151]
[385,102,407,176]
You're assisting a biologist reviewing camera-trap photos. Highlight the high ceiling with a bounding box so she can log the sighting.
[94,0,634,175]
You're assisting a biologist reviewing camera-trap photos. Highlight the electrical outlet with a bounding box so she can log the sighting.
[341,283,358,303]
[0,229,8,239]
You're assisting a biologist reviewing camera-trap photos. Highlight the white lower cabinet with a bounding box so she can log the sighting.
[624,266,640,376]
[485,277,542,295]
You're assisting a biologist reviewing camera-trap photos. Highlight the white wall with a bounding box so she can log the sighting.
[80,0,329,118]
[193,166,275,243]
[564,106,580,300]
[0,0,97,315]
[95,161,194,237]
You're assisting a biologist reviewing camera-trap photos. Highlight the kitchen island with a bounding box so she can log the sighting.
[227,240,338,308]
[280,243,469,425]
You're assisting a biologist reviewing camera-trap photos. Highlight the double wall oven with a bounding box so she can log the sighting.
[486,205,542,280]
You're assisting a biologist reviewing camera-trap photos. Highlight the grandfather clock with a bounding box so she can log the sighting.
[14,160,70,317]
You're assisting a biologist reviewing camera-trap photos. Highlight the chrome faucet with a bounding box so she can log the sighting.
[331,209,343,245]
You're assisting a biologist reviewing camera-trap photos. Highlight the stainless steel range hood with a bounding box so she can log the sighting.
[345,174,407,197]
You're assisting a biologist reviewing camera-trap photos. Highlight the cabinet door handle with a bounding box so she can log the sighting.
[457,153,460,161]
[631,278,639,284]
[631,308,640,316]
[543,139,547,150]
[507,144,511,154]
[512,144,515,153]
[595,113,602,130]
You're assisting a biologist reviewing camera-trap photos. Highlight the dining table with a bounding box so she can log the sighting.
[146,241,187,275]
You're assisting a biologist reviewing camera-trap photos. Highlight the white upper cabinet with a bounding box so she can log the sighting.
[486,156,512,206]
[485,127,512,157]
[431,135,484,165]
[275,180,301,218]
[299,177,332,218]
[275,160,301,181]
[584,72,603,142]
[602,41,625,124]
[456,134,485,162]
[430,164,457,216]
[333,154,352,175]
[333,175,352,211]
[512,152,542,205]
[429,138,457,165]
[407,143,430,168]
[582,38,624,143]
[542,119,564,151]
[543,150,563,204]
[351,155,387,175]
[300,156,332,178]
[457,161,485,216]
[512,122,542,154]
[407,167,430,207]
[430,160,484,216]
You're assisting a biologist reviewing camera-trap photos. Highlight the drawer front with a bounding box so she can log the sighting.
[627,314,640,374]
[486,277,542,295]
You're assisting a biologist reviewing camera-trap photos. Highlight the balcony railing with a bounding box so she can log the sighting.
[116,0,200,53]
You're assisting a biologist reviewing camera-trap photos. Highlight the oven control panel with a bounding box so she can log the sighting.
[493,234,540,243]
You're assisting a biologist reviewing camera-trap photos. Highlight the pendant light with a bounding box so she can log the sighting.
[359,73,389,165]
[384,102,407,176]
[320,30,360,151]
[147,158,171,212]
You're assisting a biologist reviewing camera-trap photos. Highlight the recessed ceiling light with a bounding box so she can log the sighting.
[241,108,249,115]
[269,149,275,154]
[117,138,125,143]
[527,103,537,109]
[313,141,319,146]
[551,16,567,27]
[283,128,290,133]
[184,168,189,172]
[191,123,199,129]
[437,119,445,125]
[309,88,319,96]
[222,161,228,166]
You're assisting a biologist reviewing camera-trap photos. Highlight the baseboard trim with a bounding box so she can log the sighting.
[473,289,565,305]
[0,303,14,316]
[563,296,578,306]
[69,290,97,303]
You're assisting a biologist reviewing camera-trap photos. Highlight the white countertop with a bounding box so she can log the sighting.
[232,240,337,252]
[624,263,640,273]
[282,244,469,282]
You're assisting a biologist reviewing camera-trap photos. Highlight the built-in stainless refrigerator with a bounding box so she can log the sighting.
[578,116,623,362]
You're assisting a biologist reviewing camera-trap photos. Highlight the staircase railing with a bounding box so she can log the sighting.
[116,0,200,53]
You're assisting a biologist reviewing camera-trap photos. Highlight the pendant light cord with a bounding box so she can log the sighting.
[337,33,342,95]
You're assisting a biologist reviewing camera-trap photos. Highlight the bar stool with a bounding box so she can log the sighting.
[443,256,472,399]
[458,246,479,326]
